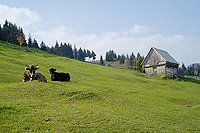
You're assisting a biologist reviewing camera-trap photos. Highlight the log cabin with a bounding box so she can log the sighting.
[141,47,179,76]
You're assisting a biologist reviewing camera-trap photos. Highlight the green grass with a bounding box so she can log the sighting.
[89,60,125,69]
[0,41,200,132]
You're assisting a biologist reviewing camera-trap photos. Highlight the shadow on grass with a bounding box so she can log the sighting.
[163,77,200,85]
[0,105,20,114]
[180,77,200,84]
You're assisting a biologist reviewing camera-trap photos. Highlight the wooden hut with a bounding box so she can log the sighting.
[141,47,179,76]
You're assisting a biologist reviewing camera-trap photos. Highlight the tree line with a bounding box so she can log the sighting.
[100,50,144,72]
[178,63,200,77]
[0,20,96,61]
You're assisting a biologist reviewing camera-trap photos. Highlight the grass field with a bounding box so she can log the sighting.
[0,41,200,132]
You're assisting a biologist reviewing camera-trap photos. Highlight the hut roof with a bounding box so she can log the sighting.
[153,47,179,64]
[141,47,179,65]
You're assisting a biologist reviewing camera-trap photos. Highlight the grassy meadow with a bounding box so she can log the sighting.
[0,41,200,132]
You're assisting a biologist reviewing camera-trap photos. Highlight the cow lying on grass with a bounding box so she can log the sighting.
[23,64,47,82]
[49,68,70,81]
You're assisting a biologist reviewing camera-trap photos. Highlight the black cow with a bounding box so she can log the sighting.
[49,68,70,81]
[23,64,47,82]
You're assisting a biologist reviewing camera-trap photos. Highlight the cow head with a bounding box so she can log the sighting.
[25,64,40,81]
[49,68,56,73]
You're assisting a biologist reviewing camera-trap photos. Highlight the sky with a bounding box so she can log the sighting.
[0,0,200,66]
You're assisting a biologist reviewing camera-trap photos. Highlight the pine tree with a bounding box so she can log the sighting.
[100,55,105,66]
[91,50,96,60]
[49,46,55,54]
[67,43,74,58]
[182,63,186,73]
[2,20,9,42]
[137,52,141,58]
[119,54,125,64]
[105,50,116,62]
[78,48,84,61]
[86,49,91,58]
[54,41,59,55]
[28,33,32,48]
[73,45,78,59]
[0,24,2,40]
[55,41,59,49]
[40,41,47,51]
[130,52,135,65]
[32,38,39,49]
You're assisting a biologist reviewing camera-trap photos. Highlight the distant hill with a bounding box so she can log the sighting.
[0,40,200,132]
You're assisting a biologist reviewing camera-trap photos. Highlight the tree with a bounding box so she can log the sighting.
[130,52,135,65]
[187,66,194,76]
[17,32,24,47]
[28,33,32,48]
[135,56,144,72]
[49,46,55,54]
[124,58,130,69]
[86,49,91,58]
[106,50,117,62]
[182,63,187,73]
[18,27,27,46]
[100,55,105,66]
[78,48,84,61]
[1,20,9,42]
[32,38,39,49]
[0,24,2,40]
[40,40,48,51]
[83,49,87,59]
[91,50,96,60]
[194,63,199,71]
[55,41,59,49]
[137,52,141,58]
[67,43,74,58]
[119,54,125,64]
[73,45,78,59]
[54,41,59,55]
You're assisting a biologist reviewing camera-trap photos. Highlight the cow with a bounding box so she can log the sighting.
[49,68,70,81]
[23,64,47,82]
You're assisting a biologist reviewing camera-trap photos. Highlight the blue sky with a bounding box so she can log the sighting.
[0,0,200,65]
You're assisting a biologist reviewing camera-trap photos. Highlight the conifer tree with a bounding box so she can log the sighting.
[182,63,186,73]
[40,40,47,51]
[28,33,32,48]
[73,45,78,59]
[91,50,96,60]
[100,55,105,66]
[0,24,2,40]
[119,54,125,64]
[78,48,84,61]
[137,52,141,58]
[130,52,135,65]
[32,38,39,49]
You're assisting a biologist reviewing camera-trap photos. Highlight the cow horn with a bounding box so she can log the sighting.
[36,63,38,66]
[26,64,29,67]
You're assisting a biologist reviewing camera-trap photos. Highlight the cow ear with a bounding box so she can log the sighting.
[25,67,30,70]
[35,67,40,70]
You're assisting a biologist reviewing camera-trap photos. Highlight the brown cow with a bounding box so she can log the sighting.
[23,64,47,82]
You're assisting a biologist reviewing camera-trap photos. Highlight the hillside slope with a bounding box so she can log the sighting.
[0,41,200,132]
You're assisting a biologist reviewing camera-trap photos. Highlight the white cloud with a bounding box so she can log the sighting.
[0,4,41,34]
[123,24,149,35]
